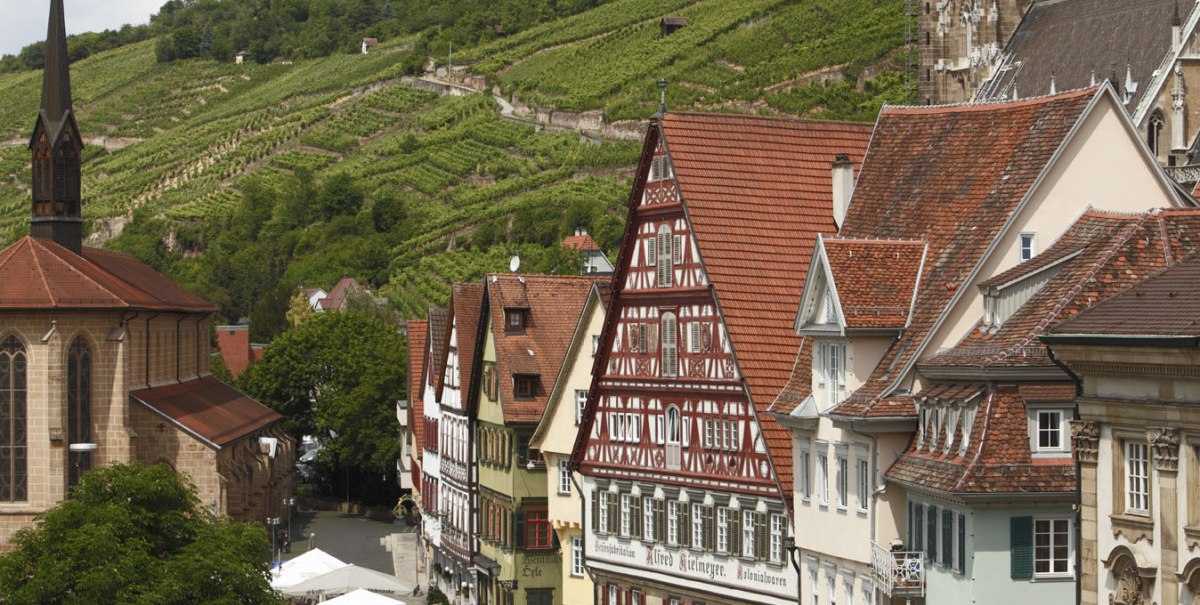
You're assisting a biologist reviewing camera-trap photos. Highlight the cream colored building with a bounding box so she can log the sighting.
[530,284,606,605]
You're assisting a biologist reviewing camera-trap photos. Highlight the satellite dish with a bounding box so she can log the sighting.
[509,255,520,273]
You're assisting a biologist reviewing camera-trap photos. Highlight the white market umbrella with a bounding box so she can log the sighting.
[322,588,407,605]
[282,564,415,598]
[271,548,350,589]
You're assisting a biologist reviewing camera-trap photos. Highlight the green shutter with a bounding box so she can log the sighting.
[1011,516,1033,579]
[679,504,690,547]
[592,493,599,533]
[754,512,768,560]
[926,506,937,562]
[941,509,953,568]
[654,499,665,542]
[631,497,643,539]
[957,513,966,572]
[608,495,619,534]
[730,510,741,555]
[515,511,526,549]
[913,503,923,552]
[704,506,715,551]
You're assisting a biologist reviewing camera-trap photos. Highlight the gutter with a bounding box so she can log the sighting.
[1045,342,1083,605]
[1040,334,1200,348]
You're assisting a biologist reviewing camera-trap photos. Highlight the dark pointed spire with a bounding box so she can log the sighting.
[41,0,73,127]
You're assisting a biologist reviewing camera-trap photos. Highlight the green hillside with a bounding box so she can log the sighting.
[0,0,909,335]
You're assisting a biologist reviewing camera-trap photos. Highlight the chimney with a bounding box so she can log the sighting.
[831,154,854,229]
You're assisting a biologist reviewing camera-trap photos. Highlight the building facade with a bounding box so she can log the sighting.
[918,0,1031,105]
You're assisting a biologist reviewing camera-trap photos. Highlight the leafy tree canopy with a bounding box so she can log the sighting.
[0,462,279,605]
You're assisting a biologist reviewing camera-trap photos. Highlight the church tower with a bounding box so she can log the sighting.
[28,0,83,254]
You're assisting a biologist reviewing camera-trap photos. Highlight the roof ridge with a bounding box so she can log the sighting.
[664,111,876,127]
[883,85,1100,114]
[27,239,58,307]
[826,237,928,245]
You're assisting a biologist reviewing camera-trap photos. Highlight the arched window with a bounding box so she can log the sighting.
[665,405,681,470]
[0,336,26,501]
[67,337,92,490]
[661,313,677,378]
[1148,112,1165,158]
[656,224,673,288]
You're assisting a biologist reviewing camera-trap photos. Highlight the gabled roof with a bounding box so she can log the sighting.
[661,112,875,497]
[319,277,364,311]
[887,384,1076,496]
[483,275,601,424]
[1047,243,1200,339]
[561,233,602,251]
[437,283,484,402]
[427,308,448,390]
[0,236,216,312]
[978,0,1189,111]
[532,283,609,447]
[130,376,282,449]
[798,237,927,333]
[826,88,1102,420]
[407,320,428,455]
[925,208,1200,369]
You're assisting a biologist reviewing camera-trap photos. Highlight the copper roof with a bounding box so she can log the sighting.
[978,0,1189,110]
[662,112,875,497]
[0,236,216,312]
[408,320,428,454]
[887,384,1076,495]
[827,88,1098,419]
[824,238,926,330]
[131,377,282,448]
[484,275,601,424]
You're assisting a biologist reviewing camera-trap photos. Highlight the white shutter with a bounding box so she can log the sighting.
[690,323,701,354]
[836,344,846,389]
[683,417,691,447]
[816,343,827,388]
[646,236,656,266]
[662,314,677,378]
[674,235,683,264]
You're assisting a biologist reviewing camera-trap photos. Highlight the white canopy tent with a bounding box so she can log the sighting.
[270,548,350,590]
[321,589,407,605]
[282,564,415,599]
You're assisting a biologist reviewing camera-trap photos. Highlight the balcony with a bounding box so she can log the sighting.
[870,541,924,598]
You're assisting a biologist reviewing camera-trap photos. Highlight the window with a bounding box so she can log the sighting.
[1020,233,1037,262]
[525,510,552,549]
[827,567,837,605]
[799,449,812,502]
[1035,410,1067,453]
[691,503,704,549]
[665,406,681,470]
[1034,518,1072,576]
[819,342,846,406]
[0,336,27,502]
[558,460,571,495]
[67,337,92,490]
[836,453,848,509]
[661,313,677,378]
[856,458,870,513]
[630,590,642,605]
[592,335,600,357]
[1125,441,1150,515]
[926,505,938,562]
[742,511,755,558]
[717,508,730,553]
[575,390,588,425]
[643,496,655,540]
[599,492,611,533]
[956,512,966,573]
[1148,112,1164,157]
[657,225,674,288]
[514,375,537,399]
[649,154,673,182]
[941,508,953,568]
[809,562,820,605]
[608,584,618,605]
[770,514,785,564]
[667,501,680,545]
[506,308,527,331]
[817,451,829,506]
[620,494,632,537]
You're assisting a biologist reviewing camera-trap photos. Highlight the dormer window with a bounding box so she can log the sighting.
[1020,233,1037,262]
[1028,407,1072,456]
[514,374,538,399]
[649,154,674,182]
[506,308,528,332]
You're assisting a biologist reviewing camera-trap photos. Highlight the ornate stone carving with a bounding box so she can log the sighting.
[1071,420,1100,464]
[1109,565,1146,605]
[1147,427,1180,472]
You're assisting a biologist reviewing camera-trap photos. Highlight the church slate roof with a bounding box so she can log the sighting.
[825,88,1098,420]
[131,377,282,448]
[660,112,875,497]
[0,236,216,312]
[978,0,1190,108]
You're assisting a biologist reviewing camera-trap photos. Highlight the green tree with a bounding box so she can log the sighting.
[238,312,406,482]
[0,463,279,605]
[317,173,364,220]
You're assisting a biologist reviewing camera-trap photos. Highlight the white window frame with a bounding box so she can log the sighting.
[717,507,729,553]
[818,341,847,407]
[571,537,584,577]
[1030,408,1071,455]
[691,503,704,549]
[630,589,642,605]
[817,449,830,507]
[657,225,674,288]
[667,501,680,546]
[558,459,571,495]
[575,389,588,425]
[643,496,655,541]
[798,440,812,503]
[1033,517,1074,577]
[608,584,618,605]
[598,492,610,534]
[856,457,870,514]
[1020,233,1037,262]
[769,513,785,564]
[620,494,632,537]
[836,451,849,510]
[742,510,755,558]
[1125,440,1150,515]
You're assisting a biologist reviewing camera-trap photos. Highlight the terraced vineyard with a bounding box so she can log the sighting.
[0,0,909,323]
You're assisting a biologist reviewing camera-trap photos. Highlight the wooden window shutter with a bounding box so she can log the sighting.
[729,510,741,555]
[608,495,619,533]
[913,503,923,552]
[678,504,690,547]
[631,497,643,539]
[941,509,953,568]
[754,513,768,560]
[592,494,600,532]
[674,235,683,264]
[1010,516,1033,579]
[926,506,937,562]
[654,499,665,541]
[648,323,658,354]
[957,512,966,572]
[703,506,715,550]
[646,236,656,266]
[515,511,526,549]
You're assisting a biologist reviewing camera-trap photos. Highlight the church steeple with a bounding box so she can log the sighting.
[29,0,84,255]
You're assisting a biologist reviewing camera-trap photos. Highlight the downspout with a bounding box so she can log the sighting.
[568,470,597,605]
[1046,343,1082,605]
[850,420,881,603]
[144,313,160,388]
[175,314,186,383]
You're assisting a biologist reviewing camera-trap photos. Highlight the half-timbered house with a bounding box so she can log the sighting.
[571,112,875,605]
[776,84,1189,605]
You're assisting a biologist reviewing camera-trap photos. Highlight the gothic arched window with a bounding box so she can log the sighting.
[67,337,92,490]
[1148,111,1165,158]
[0,336,27,501]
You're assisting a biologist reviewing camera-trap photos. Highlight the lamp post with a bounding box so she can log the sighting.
[267,517,282,568]
[784,537,802,605]
[282,497,295,553]
[67,442,97,494]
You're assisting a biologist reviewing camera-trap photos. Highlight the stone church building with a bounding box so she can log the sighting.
[0,0,292,547]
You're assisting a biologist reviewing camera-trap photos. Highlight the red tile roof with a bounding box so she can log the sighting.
[827,88,1099,419]
[427,308,448,391]
[662,112,875,498]
[561,233,601,251]
[924,208,1200,369]
[886,384,1076,495]
[484,275,602,424]
[824,238,926,330]
[439,283,484,403]
[130,377,282,448]
[408,320,428,455]
[319,277,364,311]
[216,325,252,378]
[0,236,215,312]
